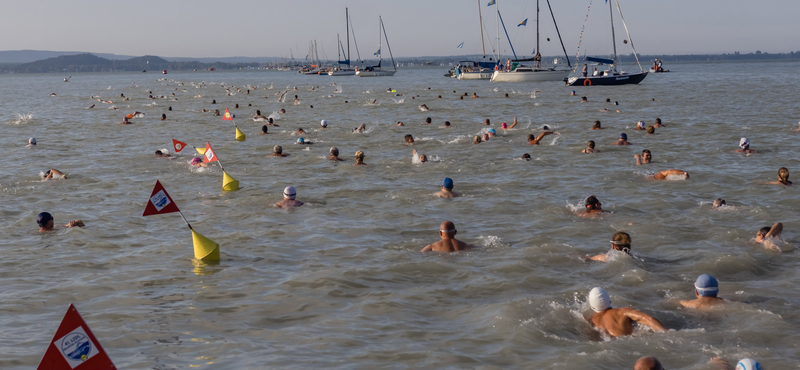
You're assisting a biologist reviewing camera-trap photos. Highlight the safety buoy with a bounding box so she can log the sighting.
[583,79,592,86]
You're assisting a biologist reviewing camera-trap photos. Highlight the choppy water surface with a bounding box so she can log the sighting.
[2,61,800,369]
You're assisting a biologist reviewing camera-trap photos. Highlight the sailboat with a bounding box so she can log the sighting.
[566,0,647,86]
[455,0,496,80]
[490,0,572,82]
[328,8,361,76]
[356,16,397,77]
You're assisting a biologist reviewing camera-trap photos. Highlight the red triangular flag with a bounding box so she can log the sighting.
[142,180,181,217]
[172,139,187,153]
[202,142,218,163]
[37,304,116,370]
[222,108,233,121]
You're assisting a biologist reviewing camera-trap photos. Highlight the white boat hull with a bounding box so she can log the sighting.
[491,69,569,82]
[457,72,492,80]
[356,70,396,77]
[328,70,356,76]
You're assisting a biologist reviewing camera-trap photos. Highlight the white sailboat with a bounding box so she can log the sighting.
[455,0,496,80]
[491,0,572,82]
[328,8,361,76]
[356,16,397,77]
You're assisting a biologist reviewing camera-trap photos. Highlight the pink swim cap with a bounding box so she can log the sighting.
[502,122,508,128]
[191,157,202,165]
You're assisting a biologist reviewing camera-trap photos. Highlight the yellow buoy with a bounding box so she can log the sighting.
[191,229,220,261]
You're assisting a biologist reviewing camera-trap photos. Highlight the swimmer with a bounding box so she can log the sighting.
[269,145,288,157]
[765,167,792,185]
[160,114,167,121]
[472,92,479,98]
[653,169,689,180]
[580,195,605,216]
[633,357,664,370]
[369,99,377,104]
[119,117,132,125]
[280,109,286,114]
[154,150,171,158]
[712,198,726,208]
[37,212,84,232]
[521,153,531,161]
[275,186,304,208]
[570,90,577,96]
[508,117,518,129]
[86,104,95,109]
[592,120,603,130]
[424,117,432,125]
[501,122,508,130]
[259,125,269,135]
[581,96,588,103]
[295,137,313,145]
[441,121,451,128]
[582,140,599,153]
[795,121,800,132]
[735,138,755,154]
[611,133,631,145]
[405,134,415,145]
[646,126,655,135]
[528,131,554,145]
[587,287,667,337]
[396,121,404,126]
[590,231,633,261]
[482,133,490,142]
[755,222,783,251]
[328,147,343,161]
[353,124,366,133]
[635,149,652,165]
[474,136,482,144]
[483,118,491,126]
[320,120,328,129]
[680,274,725,309]
[437,95,442,100]
[635,120,646,130]
[254,110,268,120]
[268,117,279,127]
[487,128,497,138]
[43,169,66,180]
[434,177,460,198]
[653,118,665,127]
[412,149,427,164]
[419,105,430,112]
[295,127,306,135]
[354,150,366,165]
[505,93,509,98]
[190,157,208,167]
[212,99,216,104]
[213,109,220,116]
[421,221,470,252]
[28,137,36,146]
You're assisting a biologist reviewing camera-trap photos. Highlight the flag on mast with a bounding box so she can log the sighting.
[487,0,495,6]
[37,304,116,370]
[457,42,464,49]
[518,18,528,27]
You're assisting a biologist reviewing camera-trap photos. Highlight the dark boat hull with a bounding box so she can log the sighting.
[567,71,648,86]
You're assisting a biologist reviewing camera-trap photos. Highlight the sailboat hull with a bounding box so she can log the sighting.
[356,70,396,77]
[328,69,356,76]
[567,72,648,86]
[491,69,570,82]
[457,71,493,80]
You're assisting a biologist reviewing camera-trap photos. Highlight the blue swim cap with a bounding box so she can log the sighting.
[297,137,304,143]
[37,212,53,227]
[694,274,719,297]
[620,133,627,140]
[442,177,454,189]
[735,359,762,370]
[488,129,496,134]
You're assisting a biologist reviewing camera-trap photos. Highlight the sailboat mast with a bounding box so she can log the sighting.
[536,0,540,68]
[380,16,397,71]
[378,16,382,65]
[609,0,618,67]
[546,0,571,68]
[337,34,341,63]
[478,0,486,62]
[496,1,500,61]
[346,8,351,64]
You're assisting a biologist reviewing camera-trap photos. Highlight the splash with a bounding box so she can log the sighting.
[268,111,281,120]
[10,112,34,125]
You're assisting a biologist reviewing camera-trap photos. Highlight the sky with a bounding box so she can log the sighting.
[1,0,798,59]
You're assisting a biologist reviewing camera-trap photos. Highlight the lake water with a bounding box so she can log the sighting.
[2,60,799,369]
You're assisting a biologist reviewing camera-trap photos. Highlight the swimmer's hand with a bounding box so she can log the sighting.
[708,357,732,370]
[65,220,85,228]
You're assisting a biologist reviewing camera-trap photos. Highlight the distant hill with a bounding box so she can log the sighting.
[0,50,135,64]
[7,53,269,73]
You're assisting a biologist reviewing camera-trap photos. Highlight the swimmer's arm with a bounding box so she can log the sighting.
[65,220,85,228]
[49,169,66,179]
[588,254,607,262]
[509,117,518,129]
[625,309,667,332]
[766,222,783,238]
[708,357,733,370]
[420,245,433,252]
[634,155,642,165]
[654,169,688,180]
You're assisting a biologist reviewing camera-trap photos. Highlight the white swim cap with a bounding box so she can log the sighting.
[637,120,645,128]
[735,359,762,370]
[320,119,327,127]
[739,137,750,149]
[589,287,612,312]
[283,186,296,200]
[28,137,36,145]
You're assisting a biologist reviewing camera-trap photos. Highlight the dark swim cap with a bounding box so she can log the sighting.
[37,212,53,227]
[442,177,454,189]
[620,133,628,140]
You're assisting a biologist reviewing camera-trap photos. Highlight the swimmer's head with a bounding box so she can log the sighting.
[593,121,601,129]
[611,231,632,250]
[713,198,726,207]
[268,118,274,124]
[261,125,268,133]
[527,134,535,141]
[588,287,612,312]
[735,359,762,370]
[419,154,427,162]
[587,140,595,149]
[620,133,628,140]
[488,129,496,134]
[637,120,645,128]
[439,221,456,237]
[757,226,771,238]
[739,137,750,149]
[256,110,262,115]
[330,147,339,156]
[273,145,283,154]
[502,122,507,129]
[355,150,365,160]
[694,274,719,297]
[474,136,482,144]
[44,170,51,178]
[542,125,550,131]
[321,119,327,127]
[633,357,663,370]
[655,117,662,124]
[484,118,490,125]
[585,195,601,210]
[606,98,611,103]
[297,137,304,144]
[522,153,531,161]
[405,134,414,144]
[444,121,451,126]
[778,167,790,182]
[37,212,53,228]
[191,157,202,165]
[425,117,432,124]
[283,186,296,200]
[646,125,655,134]
[442,177,454,190]
[28,137,36,145]
[155,150,164,156]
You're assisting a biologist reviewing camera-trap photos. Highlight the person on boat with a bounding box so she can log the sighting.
[756,222,783,251]
[328,147,343,161]
[587,287,667,337]
[653,169,689,180]
[581,64,588,77]
[582,140,599,153]
[43,169,67,180]
[611,133,632,145]
[590,231,634,261]
[354,150,367,166]
[275,186,304,208]
[269,145,288,157]
[593,67,599,76]
[435,177,460,198]
[37,212,85,232]
[680,274,726,309]
[653,118,665,127]
[635,149,652,165]
[766,167,792,185]
[580,195,605,217]
[421,221,470,252]
[736,138,755,154]
[592,121,603,130]
[528,131,555,145]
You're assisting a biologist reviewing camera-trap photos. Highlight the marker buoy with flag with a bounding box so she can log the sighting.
[224,108,246,142]
[171,139,205,155]
[143,180,220,261]
[203,142,239,191]
[37,304,116,370]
